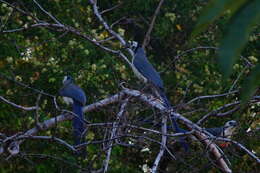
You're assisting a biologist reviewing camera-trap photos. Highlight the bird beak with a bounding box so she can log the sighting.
[232,121,238,127]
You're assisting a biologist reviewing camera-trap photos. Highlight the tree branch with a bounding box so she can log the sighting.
[142,0,165,48]
[0,95,37,111]
[32,0,62,25]
[103,98,129,172]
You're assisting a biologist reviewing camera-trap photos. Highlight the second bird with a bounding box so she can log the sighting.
[59,75,87,145]
[130,41,185,137]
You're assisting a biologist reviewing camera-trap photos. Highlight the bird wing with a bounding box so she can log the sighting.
[133,47,164,89]
[59,83,86,105]
[206,127,224,137]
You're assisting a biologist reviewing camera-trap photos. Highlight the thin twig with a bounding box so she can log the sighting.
[213,137,260,164]
[228,67,247,92]
[32,0,62,25]
[0,95,37,111]
[0,72,54,98]
[17,135,77,152]
[151,111,167,172]
[197,101,240,125]
[100,3,122,15]
[103,98,129,172]
[186,90,238,105]
[142,0,165,48]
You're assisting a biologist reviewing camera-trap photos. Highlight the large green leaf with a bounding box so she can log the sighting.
[218,0,260,76]
[192,0,247,37]
[241,64,260,103]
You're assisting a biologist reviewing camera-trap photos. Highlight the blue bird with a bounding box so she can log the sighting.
[206,120,238,148]
[206,120,238,137]
[180,120,238,148]
[130,41,189,150]
[59,75,87,146]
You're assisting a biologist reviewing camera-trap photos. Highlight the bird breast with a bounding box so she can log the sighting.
[131,64,148,83]
[63,96,74,105]
[224,126,237,138]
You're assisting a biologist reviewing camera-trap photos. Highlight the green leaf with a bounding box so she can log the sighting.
[192,0,247,37]
[241,64,260,103]
[218,0,260,76]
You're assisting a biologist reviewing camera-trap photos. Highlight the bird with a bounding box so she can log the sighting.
[59,75,87,146]
[205,120,238,147]
[129,41,189,150]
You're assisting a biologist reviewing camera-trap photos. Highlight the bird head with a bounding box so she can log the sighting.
[223,120,238,138]
[224,120,238,128]
[62,75,74,85]
[128,41,139,52]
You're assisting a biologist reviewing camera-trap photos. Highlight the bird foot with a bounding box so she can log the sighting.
[219,142,231,148]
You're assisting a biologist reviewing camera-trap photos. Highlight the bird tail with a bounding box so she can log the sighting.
[159,89,189,151]
[171,117,189,151]
[158,89,171,108]
[72,101,85,145]
[158,89,180,132]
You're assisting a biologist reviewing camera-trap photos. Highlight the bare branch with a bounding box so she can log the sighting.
[0,72,55,98]
[185,90,238,105]
[6,91,125,153]
[193,132,232,173]
[32,0,62,25]
[123,88,232,172]
[174,46,218,61]
[197,101,240,125]
[88,0,135,65]
[111,16,127,28]
[96,36,115,43]
[17,135,77,152]
[1,21,123,56]
[0,0,39,22]
[25,153,87,171]
[89,0,126,45]
[103,98,129,172]
[100,3,122,15]
[0,95,37,111]
[142,0,165,49]
[83,91,125,112]
[197,95,259,125]
[228,67,247,92]
[3,86,246,172]
[151,110,167,172]
[214,137,260,164]
[1,2,134,74]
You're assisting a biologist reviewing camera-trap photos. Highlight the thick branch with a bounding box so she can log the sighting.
[6,92,125,154]
[193,132,232,173]
[123,88,232,173]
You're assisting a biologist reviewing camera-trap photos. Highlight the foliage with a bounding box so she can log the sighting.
[193,0,260,101]
[0,0,259,172]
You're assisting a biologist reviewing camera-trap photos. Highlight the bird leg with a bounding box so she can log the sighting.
[219,142,231,148]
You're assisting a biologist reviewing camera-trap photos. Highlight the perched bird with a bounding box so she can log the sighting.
[130,41,178,124]
[59,75,87,146]
[205,120,238,147]
[130,41,188,150]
